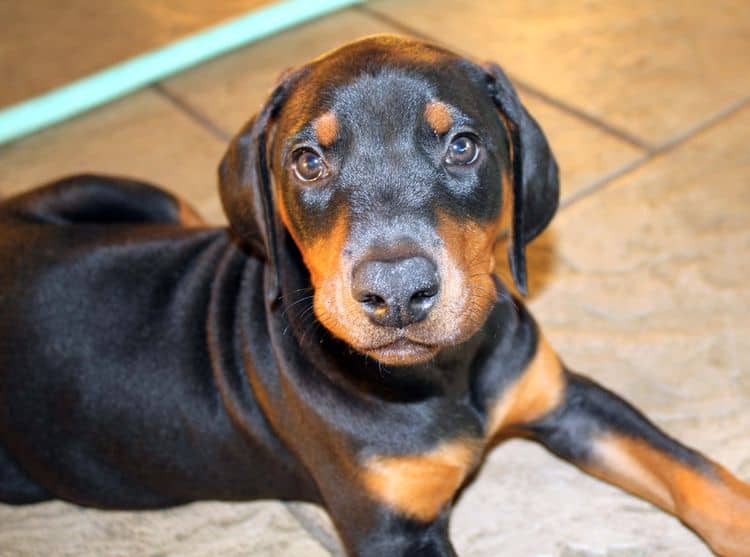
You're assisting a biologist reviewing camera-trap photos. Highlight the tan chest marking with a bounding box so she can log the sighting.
[487,335,565,437]
[361,438,481,522]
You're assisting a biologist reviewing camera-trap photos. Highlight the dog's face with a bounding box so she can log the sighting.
[220,35,558,367]
[271,38,511,366]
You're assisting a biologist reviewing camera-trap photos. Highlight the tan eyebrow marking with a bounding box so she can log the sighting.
[424,101,453,135]
[313,111,338,147]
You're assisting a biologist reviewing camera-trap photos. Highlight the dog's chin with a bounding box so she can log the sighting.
[363,338,441,366]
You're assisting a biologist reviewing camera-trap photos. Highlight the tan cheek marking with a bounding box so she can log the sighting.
[361,439,481,522]
[275,184,349,291]
[279,200,363,348]
[588,435,750,557]
[424,101,453,135]
[304,212,361,343]
[437,211,501,279]
[313,111,338,147]
[301,212,348,289]
[487,335,565,437]
[432,211,503,343]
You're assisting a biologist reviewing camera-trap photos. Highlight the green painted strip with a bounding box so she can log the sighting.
[0,0,363,145]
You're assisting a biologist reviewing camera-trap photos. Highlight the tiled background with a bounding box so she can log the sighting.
[1,2,749,556]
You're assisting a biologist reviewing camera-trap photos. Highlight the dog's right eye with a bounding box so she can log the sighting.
[445,135,479,166]
[292,149,328,182]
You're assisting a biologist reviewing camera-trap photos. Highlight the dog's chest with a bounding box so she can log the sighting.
[358,436,483,521]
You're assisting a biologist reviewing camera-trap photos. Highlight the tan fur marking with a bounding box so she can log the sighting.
[361,439,481,521]
[314,111,338,147]
[487,335,565,437]
[587,435,673,510]
[437,213,497,276]
[277,194,348,294]
[589,435,750,557]
[298,212,348,289]
[435,211,501,341]
[177,200,204,227]
[424,101,453,135]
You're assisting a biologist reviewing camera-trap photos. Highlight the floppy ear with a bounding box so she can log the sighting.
[484,63,559,295]
[218,115,266,256]
[218,71,303,298]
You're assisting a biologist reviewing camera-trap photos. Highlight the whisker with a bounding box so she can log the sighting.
[281,294,315,320]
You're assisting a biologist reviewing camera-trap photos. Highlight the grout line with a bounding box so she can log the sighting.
[559,154,651,209]
[355,5,652,151]
[560,94,750,209]
[151,82,233,142]
[509,80,652,150]
[650,94,750,156]
[284,503,345,556]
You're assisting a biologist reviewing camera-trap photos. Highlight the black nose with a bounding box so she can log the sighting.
[351,256,439,328]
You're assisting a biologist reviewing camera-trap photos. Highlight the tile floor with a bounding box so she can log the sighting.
[1,2,749,556]
[0,0,277,108]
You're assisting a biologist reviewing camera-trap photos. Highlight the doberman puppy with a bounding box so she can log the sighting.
[1,35,748,557]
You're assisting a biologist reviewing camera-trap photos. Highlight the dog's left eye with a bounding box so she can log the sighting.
[445,135,479,166]
[292,149,328,182]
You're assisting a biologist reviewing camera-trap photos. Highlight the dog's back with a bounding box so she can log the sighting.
[0,176,314,508]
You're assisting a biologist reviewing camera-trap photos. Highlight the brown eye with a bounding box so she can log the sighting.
[445,135,479,165]
[292,149,328,182]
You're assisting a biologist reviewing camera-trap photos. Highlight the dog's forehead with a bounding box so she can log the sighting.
[278,37,490,136]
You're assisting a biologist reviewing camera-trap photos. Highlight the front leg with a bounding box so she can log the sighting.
[490,334,750,557]
[317,478,458,557]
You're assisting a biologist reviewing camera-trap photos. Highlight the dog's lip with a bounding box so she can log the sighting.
[362,335,433,352]
[362,336,439,362]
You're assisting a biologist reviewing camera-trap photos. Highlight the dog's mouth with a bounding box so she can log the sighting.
[362,336,440,366]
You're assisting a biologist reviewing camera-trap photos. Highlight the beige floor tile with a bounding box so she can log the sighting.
[453,109,750,557]
[452,441,713,557]
[0,89,225,210]
[450,107,750,556]
[530,106,750,425]
[0,0,276,108]
[0,500,330,557]
[368,0,750,146]
[522,94,643,201]
[162,8,642,201]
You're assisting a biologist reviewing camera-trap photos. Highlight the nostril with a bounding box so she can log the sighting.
[408,286,438,318]
[359,293,387,308]
[357,292,391,323]
[412,285,438,300]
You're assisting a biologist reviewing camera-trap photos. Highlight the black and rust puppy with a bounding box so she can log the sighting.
[1,36,748,557]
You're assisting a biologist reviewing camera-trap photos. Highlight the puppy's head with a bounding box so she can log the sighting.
[220,35,558,366]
